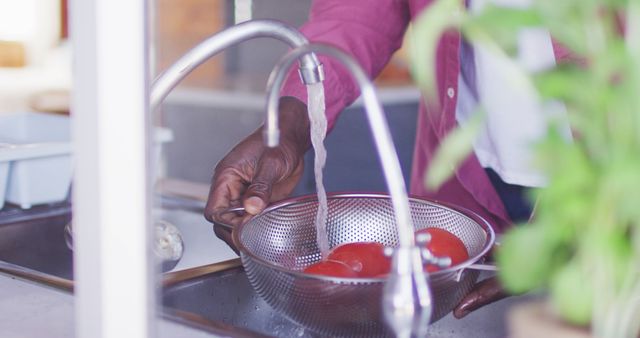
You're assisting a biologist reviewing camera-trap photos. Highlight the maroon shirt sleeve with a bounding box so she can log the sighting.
[280,0,411,130]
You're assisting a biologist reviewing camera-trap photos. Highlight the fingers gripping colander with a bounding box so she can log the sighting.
[233,193,495,337]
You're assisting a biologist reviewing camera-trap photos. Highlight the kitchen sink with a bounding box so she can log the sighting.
[163,261,310,338]
[0,195,216,286]
[0,199,538,338]
[162,260,538,338]
[0,202,73,285]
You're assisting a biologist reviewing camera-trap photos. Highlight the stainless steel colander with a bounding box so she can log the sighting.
[232,193,495,337]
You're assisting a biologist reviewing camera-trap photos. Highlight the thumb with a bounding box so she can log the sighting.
[243,163,279,215]
[453,276,508,318]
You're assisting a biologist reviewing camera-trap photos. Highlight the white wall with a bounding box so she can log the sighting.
[0,0,61,66]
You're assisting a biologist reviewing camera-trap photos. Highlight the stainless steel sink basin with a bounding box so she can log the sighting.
[0,203,74,288]
[0,198,538,338]
[0,195,198,286]
[162,259,538,338]
[162,260,310,338]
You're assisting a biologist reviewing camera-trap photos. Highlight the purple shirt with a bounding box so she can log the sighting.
[281,0,571,233]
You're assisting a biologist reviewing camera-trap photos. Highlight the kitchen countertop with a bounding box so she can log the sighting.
[0,272,220,338]
[164,84,421,112]
[1,46,420,116]
[0,273,74,338]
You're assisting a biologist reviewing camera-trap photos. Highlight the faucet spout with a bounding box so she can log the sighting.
[150,19,323,112]
[265,43,432,337]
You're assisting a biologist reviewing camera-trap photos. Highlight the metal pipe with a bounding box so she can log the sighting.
[150,19,323,112]
[264,43,432,337]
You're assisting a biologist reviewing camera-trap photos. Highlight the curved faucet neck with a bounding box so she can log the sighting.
[150,19,322,111]
[264,43,415,249]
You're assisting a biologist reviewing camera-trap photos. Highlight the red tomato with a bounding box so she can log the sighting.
[327,242,391,277]
[424,265,439,273]
[303,259,359,278]
[416,227,469,272]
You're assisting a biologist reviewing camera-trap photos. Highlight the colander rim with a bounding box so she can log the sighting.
[232,192,496,282]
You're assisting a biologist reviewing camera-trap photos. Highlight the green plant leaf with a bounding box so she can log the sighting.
[550,260,593,326]
[534,66,588,101]
[424,111,484,190]
[602,157,640,221]
[463,5,542,55]
[497,225,558,293]
[410,0,640,332]
[534,0,591,55]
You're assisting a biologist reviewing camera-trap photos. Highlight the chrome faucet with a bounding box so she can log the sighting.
[265,43,444,338]
[150,19,324,112]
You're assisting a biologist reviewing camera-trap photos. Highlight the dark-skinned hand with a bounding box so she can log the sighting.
[204,97,310,252]
[453,276,509,318]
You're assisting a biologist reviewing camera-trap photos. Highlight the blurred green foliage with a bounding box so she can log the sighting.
[411,0,640,335]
